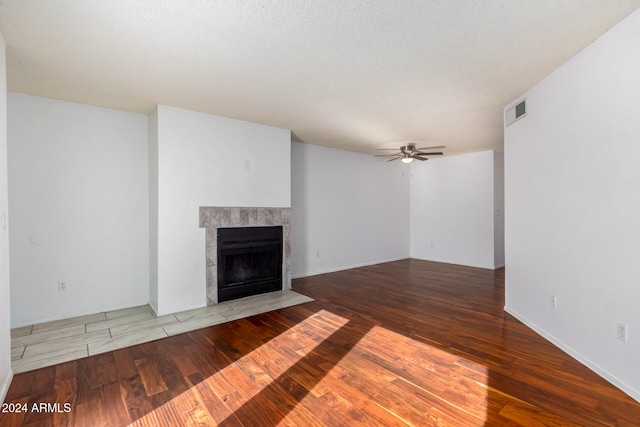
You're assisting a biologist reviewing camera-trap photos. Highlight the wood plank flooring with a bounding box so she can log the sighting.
[2,259,639,426]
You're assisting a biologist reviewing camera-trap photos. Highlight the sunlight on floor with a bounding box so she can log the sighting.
[128,312,491,426]
[128,309,349,426]
[294,325,490,425]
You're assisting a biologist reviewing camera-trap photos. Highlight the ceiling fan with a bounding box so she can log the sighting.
[375,144,444,163]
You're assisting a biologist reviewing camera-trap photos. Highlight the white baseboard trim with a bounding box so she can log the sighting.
[292,257,506,279]
[1,369,14,404]
[504,305,640,404]
[291,256,409,279]
[410,256,497,271]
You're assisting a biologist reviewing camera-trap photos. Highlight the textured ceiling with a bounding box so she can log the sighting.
[1,1,639,155]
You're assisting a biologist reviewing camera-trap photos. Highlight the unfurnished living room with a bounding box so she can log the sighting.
[0,1,639,426]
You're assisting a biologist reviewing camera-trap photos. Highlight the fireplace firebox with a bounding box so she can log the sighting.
[217,226,283,302]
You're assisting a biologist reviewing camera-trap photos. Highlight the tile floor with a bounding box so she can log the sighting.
[11,290,314,374]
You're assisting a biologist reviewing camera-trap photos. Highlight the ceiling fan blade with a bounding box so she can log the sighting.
[386,156,401,162]
[414,156,428,161]
[415,151,443,156]
[376,148,404,150]
[416,145,445,150]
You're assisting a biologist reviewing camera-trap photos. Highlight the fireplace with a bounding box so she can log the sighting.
[217,226,283,302]
[199,207,291,305]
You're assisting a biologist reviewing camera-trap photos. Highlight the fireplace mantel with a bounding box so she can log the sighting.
[199,207,291,305]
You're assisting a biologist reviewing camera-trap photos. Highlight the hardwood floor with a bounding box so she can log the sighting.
[2,259,639,426]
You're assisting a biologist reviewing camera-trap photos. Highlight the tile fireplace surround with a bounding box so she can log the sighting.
[199,207,291,305]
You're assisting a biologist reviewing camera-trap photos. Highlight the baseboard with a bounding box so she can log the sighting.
[291,256,409,279]
[292,257,504,279]
[410,256,497,271]
[504,305,640,404]
[1,369,14,404]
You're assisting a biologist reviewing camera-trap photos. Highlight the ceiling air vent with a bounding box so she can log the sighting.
[505,99,526,126]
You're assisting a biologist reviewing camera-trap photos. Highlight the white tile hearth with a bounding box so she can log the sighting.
[11,346,25,361]
[11,290,313,374]
[23,330,111,358]
[10,325,33,338]
[13,346,89,374]
[88,327,169,356]
[85,312,155,333]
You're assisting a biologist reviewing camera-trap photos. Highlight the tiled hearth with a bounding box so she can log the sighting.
[199,206,291,305]
[11,290,312,374]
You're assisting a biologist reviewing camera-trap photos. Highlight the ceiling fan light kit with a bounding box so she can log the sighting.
[375,144,444,163]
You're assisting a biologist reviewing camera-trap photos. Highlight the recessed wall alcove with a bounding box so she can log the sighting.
[199,207,291,305]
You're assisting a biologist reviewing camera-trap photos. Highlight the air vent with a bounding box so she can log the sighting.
[505,99,527,126]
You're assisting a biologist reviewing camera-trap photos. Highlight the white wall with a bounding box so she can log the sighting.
[505,9,640,401]
[152,105,290,315]
[148,108,159,312]
[291,142,409,277]
[7,94,149,326]
[0,32,13,404]
[410,150,500,269]
[493,151,505,267]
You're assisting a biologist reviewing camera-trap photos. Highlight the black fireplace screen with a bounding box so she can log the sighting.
[217,226,283,302]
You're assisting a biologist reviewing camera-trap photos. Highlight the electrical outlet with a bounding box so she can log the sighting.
[58,281,68,292]
[618,323,628,343]
[550,295,557,309]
